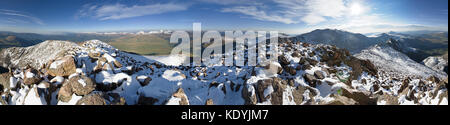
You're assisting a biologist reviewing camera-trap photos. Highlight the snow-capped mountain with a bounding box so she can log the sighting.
[291,29,380,53]
[423,54,448,73]
[355,43,446,79]
[0,39,447,105]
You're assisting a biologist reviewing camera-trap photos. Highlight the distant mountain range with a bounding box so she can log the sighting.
[290,29,380,53]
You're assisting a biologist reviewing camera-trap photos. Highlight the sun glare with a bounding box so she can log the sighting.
[350,3,364,15]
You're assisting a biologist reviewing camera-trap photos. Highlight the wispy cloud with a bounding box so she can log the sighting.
[77,3,190,20]
[220,0,357,25]
[0,9,44,25]
[197,0,262,5]
[222,6,297,24]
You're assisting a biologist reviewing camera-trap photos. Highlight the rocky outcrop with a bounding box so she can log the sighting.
[46,56,77,77]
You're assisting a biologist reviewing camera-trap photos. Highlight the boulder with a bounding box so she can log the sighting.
[341,87,377,105]
[256,79,272,102]
[205,99,214,105]
[105,93,126,105]
[271,78,286,105]
[321,95,357,105]
[398,78,410,94]
[172,88,189,105]
[58,82,73,102]
[113,60,123,68]
[292,86,306,105]
[23,68,41,85]
[242,84,257,105]
[76,93,106,105]
[47,56,77,77]
[264,62,283,75]
[314,70,325,79]
[278,55,290,66]
[291,51,301,57]
[69,75,96,96]
[427,76,440,83]
[137,76,152,86]
[377,94,398,105]
[138,95,159,105]
[88,52,101,60]
[303,74,318,87]
[284,66,297,75]
[0,73,11,90]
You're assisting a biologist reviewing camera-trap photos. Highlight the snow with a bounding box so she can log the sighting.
[263,85,274,98]
[78,79,86,87]
[25,71,35,78]
[23,87,47,105]
[9,77,18,88]
[50,60,64,69]
[162,70,185,81]
[145,55,188,66]
[378,100,387,105]
[50,76,64,85]
[440,98,448,105]
[37,82,48,89]
[355,45,447,79]
[423,56,448,72]
[57,94,82,105]
[166,97,182,105]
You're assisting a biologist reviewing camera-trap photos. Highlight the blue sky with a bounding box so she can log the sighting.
[0,0,448,34]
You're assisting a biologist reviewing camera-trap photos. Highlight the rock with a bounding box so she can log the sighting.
[372,84,380,92]
[271,78,286,105]
[377,94,398,105]
[285,66,297,75]
[264,62,283,75]
[254,78,287,105]
[321,95,357,105]
[205,99,214,105]
[299,57,306,65]
[314,70,325,79]
[288,79,295,87]
[433,79,448,99]
[47,56,77,77]
[105,93,126,105]
[0,73,11,90]
[137,76,152,86]
[76,93,106,105]
[69,75,96,96]
[438,91,448,105]
[23,68,41,85]
[398,78,410,94]
[292,86,306,105]
[278,55,290,66]
[88,52,101,60]
[341,87,377,105]
[256,79,272,102]
[113,60,122,68]
[302,63,312,70]
[291,51,301,57]
[172,88,189,105]
[303,74,317,87]
[242,84,257,105]
[307,58,318,66]
[58,82,73,102]
[138,95,159,105]
[427,76,440,83]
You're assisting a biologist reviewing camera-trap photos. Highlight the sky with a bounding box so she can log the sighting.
[0,0,448,34]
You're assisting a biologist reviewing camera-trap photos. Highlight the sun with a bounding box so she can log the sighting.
[350,3,364,15]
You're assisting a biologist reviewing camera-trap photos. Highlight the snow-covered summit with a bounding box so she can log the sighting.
[0,39,447,105]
